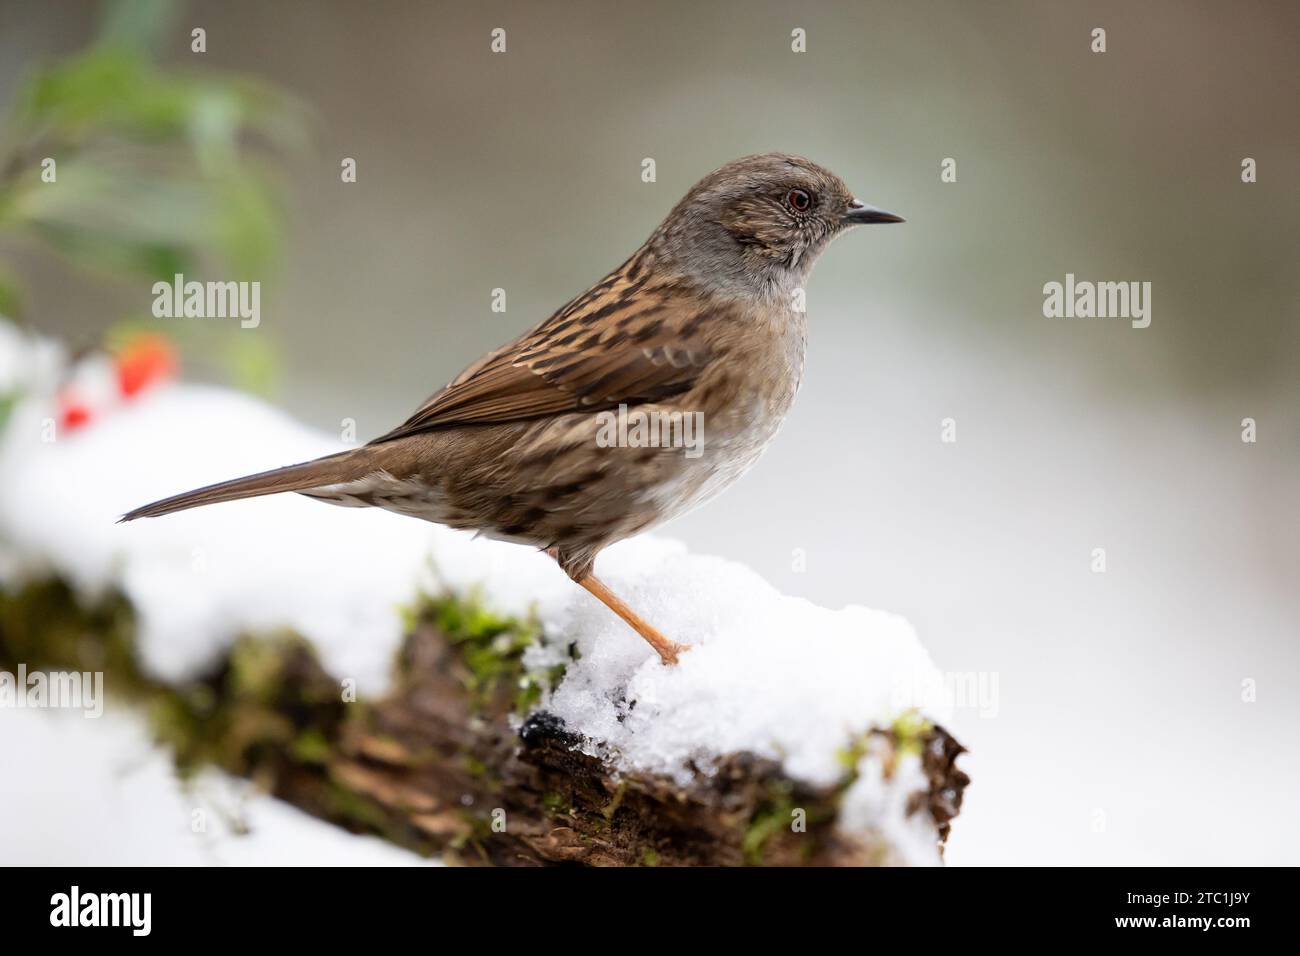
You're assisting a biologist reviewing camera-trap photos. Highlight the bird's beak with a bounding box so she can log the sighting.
[843,200,905,225]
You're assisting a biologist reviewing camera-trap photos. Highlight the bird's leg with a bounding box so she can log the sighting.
[548,549,687,665]
[574,573,688,665]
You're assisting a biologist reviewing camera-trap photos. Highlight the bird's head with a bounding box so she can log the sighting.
[652,153,903,300]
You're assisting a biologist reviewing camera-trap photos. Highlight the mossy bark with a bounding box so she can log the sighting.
[0,578,969,866]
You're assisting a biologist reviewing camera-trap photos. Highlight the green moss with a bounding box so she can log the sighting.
[323,780,391,833]
[401,588,567,716]
[144,633,344,777]
[291,728,331,765]
[147,690,210,777]
[891,709,932,758]
[229,635,293,701]
[834,710,934,787]
[742,779,797,865]
[641,848,660,867]
[835,733,872,775]
[542,791,567,812]
[0,578,141,696]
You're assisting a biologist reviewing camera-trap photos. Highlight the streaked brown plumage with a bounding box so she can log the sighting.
[123,153,903,663]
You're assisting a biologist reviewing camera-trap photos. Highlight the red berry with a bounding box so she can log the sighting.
[59,400,92,431]
[116,334,178,398]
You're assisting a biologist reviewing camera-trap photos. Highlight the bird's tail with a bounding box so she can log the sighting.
[119,449,372,522]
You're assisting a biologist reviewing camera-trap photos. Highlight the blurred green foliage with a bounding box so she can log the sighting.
[0,0,302,392]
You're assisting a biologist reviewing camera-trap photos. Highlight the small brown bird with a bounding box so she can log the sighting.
[123,153,902,664]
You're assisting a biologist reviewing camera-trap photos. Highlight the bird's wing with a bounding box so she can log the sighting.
[370,267,718,443]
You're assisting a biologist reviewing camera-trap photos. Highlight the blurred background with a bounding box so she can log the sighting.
[1,0,1297,865]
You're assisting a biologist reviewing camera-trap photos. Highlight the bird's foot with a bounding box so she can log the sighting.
[548,562,687,665]
[577,573,688,665]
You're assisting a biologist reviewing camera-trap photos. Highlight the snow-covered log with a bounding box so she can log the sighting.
[0,576,967,865]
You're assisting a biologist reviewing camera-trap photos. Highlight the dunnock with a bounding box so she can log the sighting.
[123,153,903,664]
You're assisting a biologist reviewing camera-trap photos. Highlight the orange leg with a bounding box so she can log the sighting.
[573,573,689,665]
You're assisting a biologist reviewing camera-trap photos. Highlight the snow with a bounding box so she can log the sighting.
[0,321,951,863]
[840,752,943,867]
[0,321,65,398]
[530,547,947,788]
[0,380,438,694]
[0,707,432,866]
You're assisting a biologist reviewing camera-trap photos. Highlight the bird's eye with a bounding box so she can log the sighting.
[786,189,812,212]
